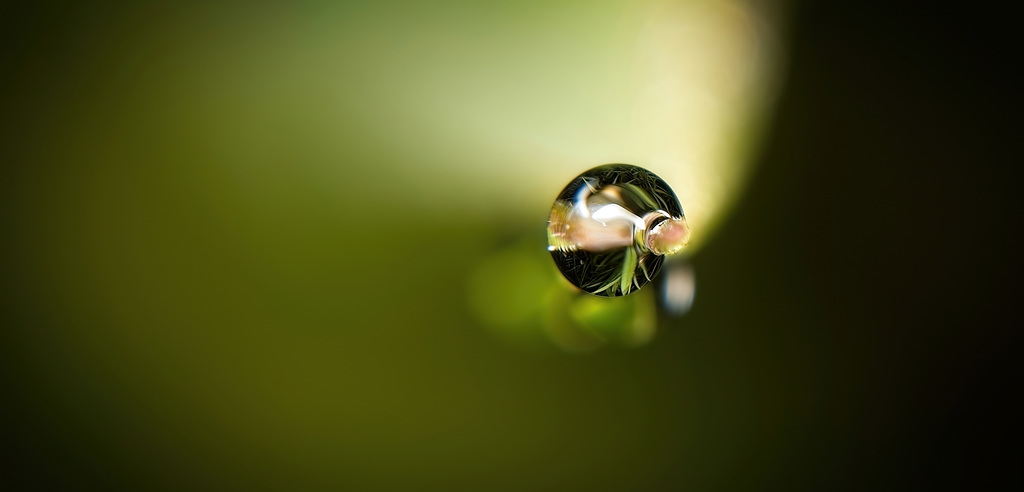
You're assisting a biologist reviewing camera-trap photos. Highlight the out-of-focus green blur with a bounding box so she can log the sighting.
[1,0,794,488]
[7,0,1023,489]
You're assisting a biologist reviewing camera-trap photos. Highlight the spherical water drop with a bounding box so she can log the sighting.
[547,164,690,297]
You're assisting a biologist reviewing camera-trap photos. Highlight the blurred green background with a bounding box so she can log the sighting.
[2,1,1019,489]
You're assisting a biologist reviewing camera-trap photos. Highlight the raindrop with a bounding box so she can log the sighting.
[547,164,690,296]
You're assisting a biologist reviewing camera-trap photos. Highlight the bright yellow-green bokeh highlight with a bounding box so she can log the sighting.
[6,0,786,487]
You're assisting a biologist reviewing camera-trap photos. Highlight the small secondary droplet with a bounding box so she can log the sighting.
[547,164,690,296]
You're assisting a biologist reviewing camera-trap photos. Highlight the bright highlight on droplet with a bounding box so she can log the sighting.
[547,164,689,297]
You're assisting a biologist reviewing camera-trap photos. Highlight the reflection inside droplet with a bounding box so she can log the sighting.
[548,164,689,296]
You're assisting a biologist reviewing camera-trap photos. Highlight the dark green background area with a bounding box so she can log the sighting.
[2,2,1019,490]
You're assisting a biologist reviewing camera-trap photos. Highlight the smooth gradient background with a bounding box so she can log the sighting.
[2,1,1019,490]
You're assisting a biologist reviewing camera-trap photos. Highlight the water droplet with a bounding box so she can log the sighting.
[548,164,690,297]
